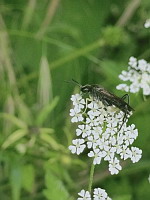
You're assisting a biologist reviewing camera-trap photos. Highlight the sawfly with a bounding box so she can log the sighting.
[68,79,134,130]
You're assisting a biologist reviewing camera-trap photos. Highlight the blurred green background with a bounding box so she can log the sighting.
[0,0,150,199]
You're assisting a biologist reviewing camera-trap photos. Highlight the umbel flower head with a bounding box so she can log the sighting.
[77,188,112,200]
[116,57,150,95]
[69,93,142,175]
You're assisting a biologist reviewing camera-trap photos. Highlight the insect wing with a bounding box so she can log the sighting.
[94,87,133,112]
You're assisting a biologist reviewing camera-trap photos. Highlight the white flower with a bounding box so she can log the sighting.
[120,145,131,160]
[103,146,115,161]
[92,127,102,138]
[77,189,91,200]
[144,19,150,28]
[69,92,142,175]
[118,70,130,81]
[71,94,85,109]
[76,125,91,137]
[125,124,138,140]
[70,108,83,123]
[129,56,137,68]
[117,57,150,95]
[138,59,147,71]
[87,135,99,149]
[87,102,100,116]
[106,197,112,200]
[124,131,136,146]
[69,139,86,155]
[109,136,116,146]
[130,147,142,163]
[147,64,150,73]
[105,122,117,136]
[102,131,110,140]
[86,115,99,127]
[88,149,104,165]
[115,144,122,154]
[109,157,122,175]
[77,188,111,200]
[93,188,108,200]
[97,114,105,125]
[98,137,109,150]
[116,84,129,92]
[116,111,124,121]
[143,85,150,95]
[130,83,140,93]
[116,133,124,145]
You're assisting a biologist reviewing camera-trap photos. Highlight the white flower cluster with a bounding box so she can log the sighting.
[69,94,142,175]
[116,57,150,95]
[77,188,111,200]
[144,19,150,28]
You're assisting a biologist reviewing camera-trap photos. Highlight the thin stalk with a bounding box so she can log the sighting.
[36,0,61,38]
[7,30,105,70]
[50,39,104,69]
[88,162,95,194]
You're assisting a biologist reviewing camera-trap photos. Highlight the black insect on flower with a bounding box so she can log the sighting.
[68,79,134,130]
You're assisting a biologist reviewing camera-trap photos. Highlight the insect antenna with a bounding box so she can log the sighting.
[64,79,82,88]
[71,79,82,87]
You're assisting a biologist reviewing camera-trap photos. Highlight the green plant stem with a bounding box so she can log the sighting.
[6,29,105,85]
[50,39,104,69]
[88,162,95,194]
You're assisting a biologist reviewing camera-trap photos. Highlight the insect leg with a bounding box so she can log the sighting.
[82,97,91,114]
[118,104,128,131]
[121,94,129,104]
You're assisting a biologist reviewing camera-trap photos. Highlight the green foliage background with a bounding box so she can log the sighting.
[0,0,150,199]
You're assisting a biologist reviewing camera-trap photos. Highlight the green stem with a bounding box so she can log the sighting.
[7,30,105,70]
[50,39,105,69]
[88,162,95,194]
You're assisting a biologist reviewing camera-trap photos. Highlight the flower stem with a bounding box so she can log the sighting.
[88,161,95,194]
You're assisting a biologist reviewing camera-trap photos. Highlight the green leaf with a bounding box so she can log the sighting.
[0,113,27,129]
[10,162,22,200]
[40,131,65,151]
[2,129,27,149]
[15,97,33,125]
[43,170,69,200]
[22,164,35,193]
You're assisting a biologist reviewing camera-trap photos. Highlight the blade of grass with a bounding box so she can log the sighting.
[36,0,61,38]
